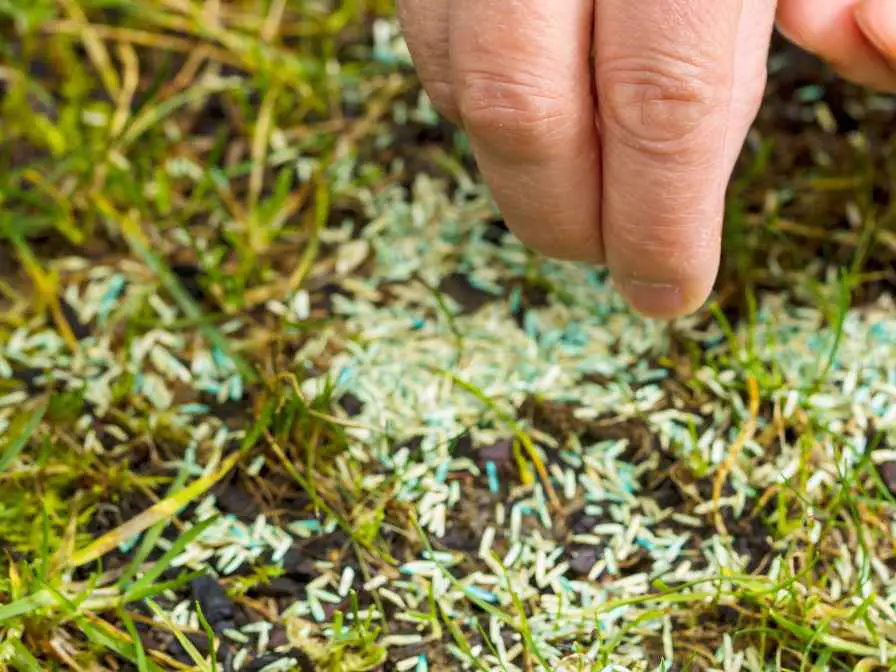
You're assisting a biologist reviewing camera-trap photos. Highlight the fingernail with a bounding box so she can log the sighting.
[618,278,686,319]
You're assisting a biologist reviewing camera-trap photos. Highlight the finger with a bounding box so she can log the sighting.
[855,0,896,70]
[725,0,777,175]
[450,0,603,262]
[595,0,746,318]
[777,0,896,92]
[397,0,457,120]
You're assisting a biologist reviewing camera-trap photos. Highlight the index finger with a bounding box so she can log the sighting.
[596,0,744,318]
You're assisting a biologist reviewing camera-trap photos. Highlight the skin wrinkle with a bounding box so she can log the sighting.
[455,1,596,161]
[458,96,592,169]
[456,68,577,125]
[610,0,731,53]
[459,42,588,107]
[596,25,736,153]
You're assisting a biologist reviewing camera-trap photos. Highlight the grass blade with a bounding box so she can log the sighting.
[109,204,256,382]
[196,603,219,672]
[9,640,43,672]
[119,608,150,672]
[125,516,219,600]
[0,401,48,473]
[80,617,165,672]
[70,448,245,568]
[0,590,54,624]
[125,570,207,604]
[117,462,193,590]
[147,598,213,672]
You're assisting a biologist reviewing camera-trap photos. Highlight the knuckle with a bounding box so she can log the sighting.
[599,53,729,155]
[456,68,574,157]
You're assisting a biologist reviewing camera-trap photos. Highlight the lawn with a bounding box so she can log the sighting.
[0,2,895,671]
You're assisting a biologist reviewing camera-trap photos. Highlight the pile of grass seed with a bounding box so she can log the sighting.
[1,2,895,671]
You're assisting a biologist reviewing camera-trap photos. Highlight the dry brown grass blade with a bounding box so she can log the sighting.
[69,448,245,568]
[43,21,243,68]
[713,375,760,537]
[111,43,140,138]
[58,0,121,97]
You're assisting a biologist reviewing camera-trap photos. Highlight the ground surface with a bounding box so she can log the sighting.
[1,2,895,671]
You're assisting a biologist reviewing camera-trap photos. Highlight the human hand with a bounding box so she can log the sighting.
[397,0,778,319]
[397,1,894,320]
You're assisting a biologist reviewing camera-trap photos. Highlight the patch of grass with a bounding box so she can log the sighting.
[1,3,894,671]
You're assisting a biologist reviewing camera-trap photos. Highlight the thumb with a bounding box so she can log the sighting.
[778,0,896,92]
[855,0,896,65]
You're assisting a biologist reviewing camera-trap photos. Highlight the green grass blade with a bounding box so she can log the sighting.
[114,212,256,382]
[79,617,165,672]
[437,600,490,672]
[9,639,43,672]
[38,501,51,583]
[70,447,245,568]
[125,516,219,600]
[0,400,48,473]
[811,269,852,391]
[120,80,244,147]
[119,608,150,672]
[196,603,219,672]
[147,598,213,672]
[0,589,54,623]
[117,462,193,590]
[125,569,206,604]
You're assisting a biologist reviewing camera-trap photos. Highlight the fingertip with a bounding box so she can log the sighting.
[616,275,713,320]
[510,216,606,264]
[609,225,721,320]
[775,0,817,50]
[855,0,896,60]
